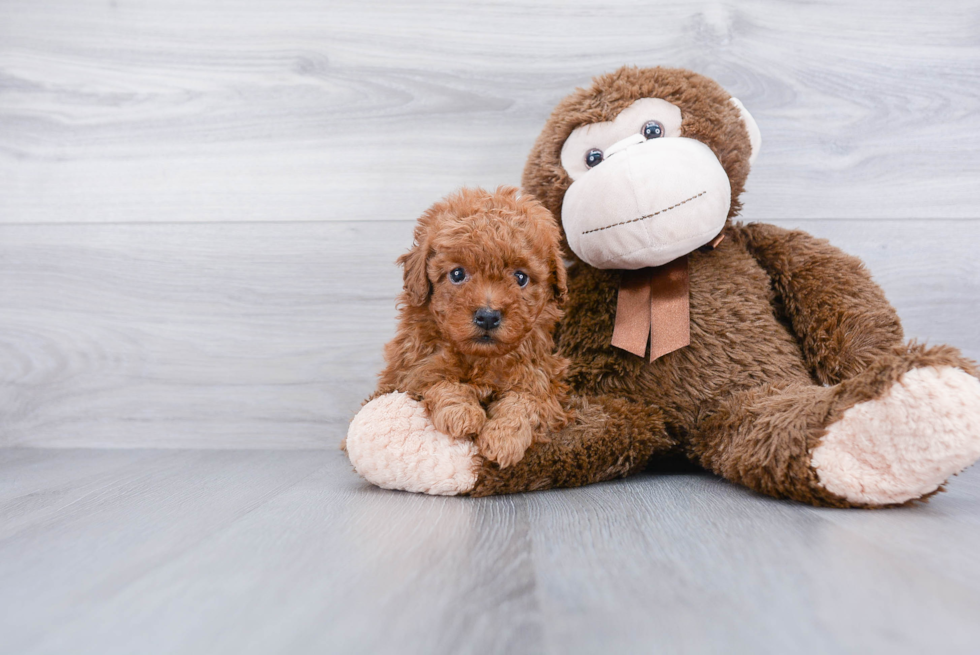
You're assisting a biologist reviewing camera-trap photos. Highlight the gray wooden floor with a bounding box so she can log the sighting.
[3,0,980,653]
[2,448,980,655]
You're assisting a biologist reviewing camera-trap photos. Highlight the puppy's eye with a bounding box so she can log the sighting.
[585,148,603,168]
[449,267,467,284]
[642,120,665,139]
[514,270,529,288]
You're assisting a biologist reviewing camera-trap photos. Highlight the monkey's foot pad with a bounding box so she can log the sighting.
[812,366,980,505]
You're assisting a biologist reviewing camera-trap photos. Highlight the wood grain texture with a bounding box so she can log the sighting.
[1,447,979,654]
[0,220,408,447]
[1,0,980,224]
[1,0,978,448]
[1,218,977,448]
[3,5,979,653]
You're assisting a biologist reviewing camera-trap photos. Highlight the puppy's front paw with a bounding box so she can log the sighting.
[430,402,486,440]
[477,417,534,469]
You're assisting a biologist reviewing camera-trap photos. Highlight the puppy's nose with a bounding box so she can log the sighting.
[473,307,502,331]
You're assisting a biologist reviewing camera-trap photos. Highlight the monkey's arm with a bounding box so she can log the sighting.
[345,391,674,496]
[470,395,671,495]
[736,222,904,384]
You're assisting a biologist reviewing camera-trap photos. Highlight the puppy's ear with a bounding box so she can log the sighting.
[545,217,568,305]
[551,246,568,306]
[397,213,434,306]
[525,197,568,307]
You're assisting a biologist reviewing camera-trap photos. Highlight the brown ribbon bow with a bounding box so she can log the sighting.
[610,233,724,362]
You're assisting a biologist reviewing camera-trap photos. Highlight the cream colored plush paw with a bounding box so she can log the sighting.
[811,366,980,506]
[345,392,481,495]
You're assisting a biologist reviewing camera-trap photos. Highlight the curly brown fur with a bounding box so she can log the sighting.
[377,186,570,468]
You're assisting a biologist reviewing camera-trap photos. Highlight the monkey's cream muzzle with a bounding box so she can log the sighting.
[562,136,731,270]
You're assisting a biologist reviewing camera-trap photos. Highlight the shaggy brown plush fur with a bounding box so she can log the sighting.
[377,187,570,468]
[459,66,979,506]
[469,394,672,496]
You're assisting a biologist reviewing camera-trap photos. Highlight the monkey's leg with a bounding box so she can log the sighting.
[737,222,905,384]
[345,392,674,496]
[690,344,980,507]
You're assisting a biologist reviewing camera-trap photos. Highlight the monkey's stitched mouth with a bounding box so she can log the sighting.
[581,190,707,235]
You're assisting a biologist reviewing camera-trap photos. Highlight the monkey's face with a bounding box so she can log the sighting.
[560,97,739,269]
[522,67,761,270]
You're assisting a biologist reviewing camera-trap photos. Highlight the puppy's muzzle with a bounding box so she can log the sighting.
[473,307,502,331]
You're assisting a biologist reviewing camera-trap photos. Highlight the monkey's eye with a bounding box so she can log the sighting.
[514,270,529,288]
[585,148,603,168]
[642,120,665,139]
[449,267,467,284]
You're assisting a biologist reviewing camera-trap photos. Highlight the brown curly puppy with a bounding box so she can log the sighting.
[376,186,570,468]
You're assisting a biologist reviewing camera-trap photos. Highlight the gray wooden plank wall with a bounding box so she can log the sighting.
[2,0,980,448]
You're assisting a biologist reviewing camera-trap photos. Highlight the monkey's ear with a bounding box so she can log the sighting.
[730,97,762,166]
[397,222,433,307]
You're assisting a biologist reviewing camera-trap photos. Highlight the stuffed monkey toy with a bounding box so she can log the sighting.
[346,66,980,508]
